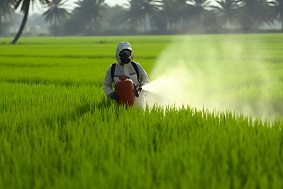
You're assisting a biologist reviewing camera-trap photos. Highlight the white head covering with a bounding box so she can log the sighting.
[116,42,133,64]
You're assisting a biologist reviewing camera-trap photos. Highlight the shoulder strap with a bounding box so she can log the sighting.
[131,62,139,80]
[111,63,116,82]
[111,62,139,82]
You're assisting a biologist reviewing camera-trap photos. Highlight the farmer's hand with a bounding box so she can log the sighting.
[109,92,119,101]
[134,84,142,97]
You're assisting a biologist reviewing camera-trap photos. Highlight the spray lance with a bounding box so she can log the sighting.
[134,84,143,97]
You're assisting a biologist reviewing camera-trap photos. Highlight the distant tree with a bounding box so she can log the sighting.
[103,5,128,32]
[125,0,161,32]
[268,0,283,30]
[124,0,144,32]
[186,0,211,17]
[0,0,14,36]
[160,0,188,31]
[11,0,50,44]
[151,7,167,32]
[186,0,214,32]
[140,0,162,31]
[236,0,269,31]
[43,0,69,35]
[211,0,243,28]
[72,0,106,35]
[62,14,82,35]
[258,0,280,28]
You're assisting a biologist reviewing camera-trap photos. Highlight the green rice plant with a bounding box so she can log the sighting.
[0,35,282,189]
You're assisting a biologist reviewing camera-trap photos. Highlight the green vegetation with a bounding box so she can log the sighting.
[0,35,282,189]
[3,0,283,38]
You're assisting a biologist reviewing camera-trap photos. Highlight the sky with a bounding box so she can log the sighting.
[29,0,128,14]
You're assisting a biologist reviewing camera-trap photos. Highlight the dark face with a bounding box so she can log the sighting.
[119,49,132,64]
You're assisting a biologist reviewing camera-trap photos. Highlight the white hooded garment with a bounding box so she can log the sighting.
[103,42,149,108]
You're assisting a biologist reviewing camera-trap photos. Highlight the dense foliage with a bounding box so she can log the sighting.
[1,0,283,38]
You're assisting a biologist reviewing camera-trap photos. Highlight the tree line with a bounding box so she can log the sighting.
[0,0,283,44]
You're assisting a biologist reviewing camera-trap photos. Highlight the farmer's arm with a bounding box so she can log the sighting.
[138,64,149,85]
[103,67,114,97]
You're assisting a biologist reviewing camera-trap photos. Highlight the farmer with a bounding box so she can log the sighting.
[103,41,149,108]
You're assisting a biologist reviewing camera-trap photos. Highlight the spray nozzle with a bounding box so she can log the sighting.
[134,84,143,97]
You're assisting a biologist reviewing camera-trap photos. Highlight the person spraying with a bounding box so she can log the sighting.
[103,42,149,108]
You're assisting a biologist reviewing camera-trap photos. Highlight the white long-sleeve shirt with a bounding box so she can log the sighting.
[103,62,149,96]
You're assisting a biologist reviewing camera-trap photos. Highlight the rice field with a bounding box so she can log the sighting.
[0,34,282,189]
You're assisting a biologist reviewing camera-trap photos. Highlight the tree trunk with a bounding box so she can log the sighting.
[11,1,30,44]
[144,14,147,32]
[0,14,2,37]
[55,18,57,36]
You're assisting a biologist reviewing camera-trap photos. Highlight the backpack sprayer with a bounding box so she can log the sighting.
[114,76,142,106]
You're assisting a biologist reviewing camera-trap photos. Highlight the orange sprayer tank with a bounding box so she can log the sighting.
[114,76,135,106]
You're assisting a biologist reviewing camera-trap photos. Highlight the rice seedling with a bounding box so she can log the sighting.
[0,35,282,189]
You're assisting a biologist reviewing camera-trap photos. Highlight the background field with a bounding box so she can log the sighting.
[0,35,282,189]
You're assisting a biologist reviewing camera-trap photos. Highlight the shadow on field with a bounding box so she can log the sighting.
[47,97,117,126]
[75,97,115,116]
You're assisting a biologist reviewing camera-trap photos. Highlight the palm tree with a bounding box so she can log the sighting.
[186,0,214,32]
[43,0,69,35]
[186,0,211,17]
[160,0,188,31]
[0,0,14,36]
[72,0,106,34]
[103,5,128,32]
[125,0,161,32]
[11,0,50,44]
[236,0,268,31]
[120,0,153,32]
[124,0,144,31]
[139,0,162,31]
[268,0,283,30]
[211,0,243,28]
